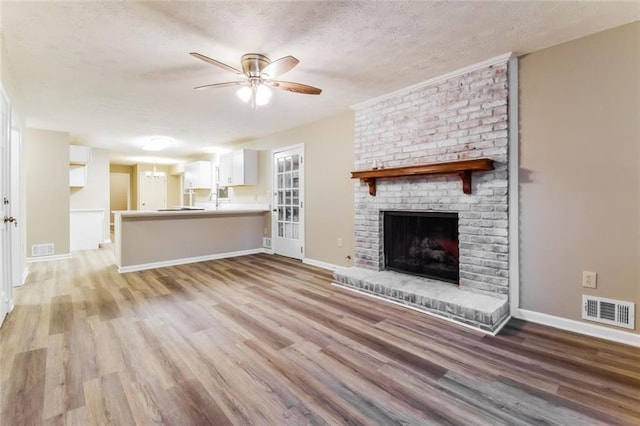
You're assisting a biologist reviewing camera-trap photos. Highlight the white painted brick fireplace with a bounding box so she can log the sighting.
[334,55,513,332]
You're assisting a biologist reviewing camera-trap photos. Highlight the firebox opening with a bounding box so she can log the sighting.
[383,211,459,284]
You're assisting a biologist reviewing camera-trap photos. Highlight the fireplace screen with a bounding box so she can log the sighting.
[383,211,459,284]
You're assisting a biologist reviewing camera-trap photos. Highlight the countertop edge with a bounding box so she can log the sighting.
[114,209,269,218]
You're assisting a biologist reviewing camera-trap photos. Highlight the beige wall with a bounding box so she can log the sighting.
[230,111,355,267]
[519,22,639,332]
[70,147,110,241]
[109,173,129,224]
[25,128,70,256]
[109,164,133,222]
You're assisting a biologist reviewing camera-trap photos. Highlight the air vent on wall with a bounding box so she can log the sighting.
[31,243,54,257]
[582,295,635,330]
[263,237,272,249]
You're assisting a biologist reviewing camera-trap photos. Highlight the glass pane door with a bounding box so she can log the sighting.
[272,146,304,260]
[276,153,300,240]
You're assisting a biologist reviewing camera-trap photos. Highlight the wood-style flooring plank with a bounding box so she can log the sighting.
[1,247,639,425]
[2,348,48,424]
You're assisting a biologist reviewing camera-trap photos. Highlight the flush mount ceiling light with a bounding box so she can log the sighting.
[140,136,173,151]
[190,52,321,108]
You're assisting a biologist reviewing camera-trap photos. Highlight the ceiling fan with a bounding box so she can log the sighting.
[190,52,322,108]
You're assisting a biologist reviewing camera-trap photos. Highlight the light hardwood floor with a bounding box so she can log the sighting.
[1,246,639,425]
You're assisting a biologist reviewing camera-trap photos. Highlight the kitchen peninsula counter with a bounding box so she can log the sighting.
[114,208,269,272]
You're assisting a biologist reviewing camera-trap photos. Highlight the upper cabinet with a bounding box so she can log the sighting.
[184,160,213,189]
[218,149,258,186]
[69,145,91,165]
[69,166,88,187]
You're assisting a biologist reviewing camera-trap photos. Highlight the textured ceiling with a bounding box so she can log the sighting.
[1,1,638,163]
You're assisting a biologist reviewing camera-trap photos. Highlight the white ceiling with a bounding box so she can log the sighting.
[2,1,638,164]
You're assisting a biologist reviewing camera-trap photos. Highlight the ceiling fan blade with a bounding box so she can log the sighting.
[261,56,299,78]
[271,81,322,95]
[190,52,245,76]
[194,81,245,90]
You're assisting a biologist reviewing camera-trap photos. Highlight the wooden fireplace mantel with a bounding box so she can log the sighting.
[351,158,494,196]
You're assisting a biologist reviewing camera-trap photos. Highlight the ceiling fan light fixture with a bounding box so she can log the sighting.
[255,84,272,106]
[236,86,252,103]
[192,52,321,106]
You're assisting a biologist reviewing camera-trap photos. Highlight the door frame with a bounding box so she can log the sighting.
[270,143,305,260]
[10,110,24,287]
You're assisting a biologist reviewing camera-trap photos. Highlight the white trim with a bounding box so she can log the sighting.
[22,268,28,284]
[352,52,514,110]
[26,253,72,263]
[271,143,305,155]
[118,248,270,273]
[102,239,112,244]
[514,308,640,348]
[508,57,520,315]
[333,282,510,336]
[14,267,28,287]
[303,258,340,271]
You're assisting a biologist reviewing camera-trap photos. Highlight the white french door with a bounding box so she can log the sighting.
[138,171,167,210]
[272,145,304,260]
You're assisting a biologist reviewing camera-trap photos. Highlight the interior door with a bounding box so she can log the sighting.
[138,171,166,210]
[0,91,10,326]
[272,146,304,259]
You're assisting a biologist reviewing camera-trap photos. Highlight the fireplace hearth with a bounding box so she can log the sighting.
[384,211,459,284]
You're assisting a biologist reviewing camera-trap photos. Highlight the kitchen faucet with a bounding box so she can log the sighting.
[210,185,219,210]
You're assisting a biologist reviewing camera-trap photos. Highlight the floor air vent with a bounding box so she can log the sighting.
[582,295,635,330]
[31,243,54,257]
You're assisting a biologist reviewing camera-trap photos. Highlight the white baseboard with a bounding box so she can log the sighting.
[303,258,341,271]
[513,308,640,348]
[16,268,29,287]
[118,248,270,273]
[26,253,72,263]
[332,282,508,336]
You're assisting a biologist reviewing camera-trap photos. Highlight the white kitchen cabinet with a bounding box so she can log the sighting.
[184,160,213,189]
[70,165,88,187]
[218,149,258,186]
[69,145,91,165]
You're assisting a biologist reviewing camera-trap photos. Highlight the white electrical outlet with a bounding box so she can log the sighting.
[337,238,343,248]
[582,271,597,289]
